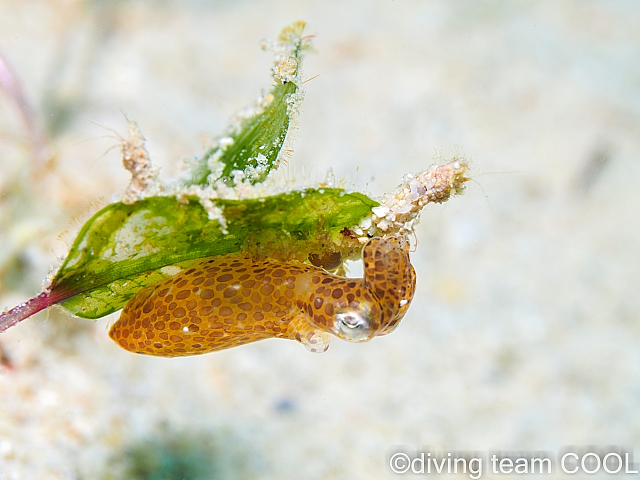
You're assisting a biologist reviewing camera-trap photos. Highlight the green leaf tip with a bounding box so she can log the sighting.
[187,20,311,187]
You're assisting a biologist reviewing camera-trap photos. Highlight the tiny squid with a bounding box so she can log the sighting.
[109,236,416,356]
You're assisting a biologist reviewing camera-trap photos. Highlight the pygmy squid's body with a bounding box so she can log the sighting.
[109,236,416,357]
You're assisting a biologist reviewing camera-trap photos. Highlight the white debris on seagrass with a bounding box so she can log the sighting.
[261,20,309,85]
[273,89,305,169]
[203,136,234,179]
[266,23,308,167]
[206,154,225,184]
[120,120,160,205]
[285,90,305,124]
[273,56,298,84]
[243,153,270,181]
[355,158,469,243]
[200,199,227,233]
[170,174,275,234]
[171,160,351,234]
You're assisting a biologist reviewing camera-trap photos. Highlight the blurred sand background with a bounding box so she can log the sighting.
[1,1,639,479]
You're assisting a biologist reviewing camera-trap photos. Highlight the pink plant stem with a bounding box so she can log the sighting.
[0,291,67,333]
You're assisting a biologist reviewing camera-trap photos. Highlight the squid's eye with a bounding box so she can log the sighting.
[333,308,372,342]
